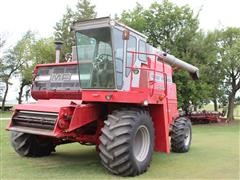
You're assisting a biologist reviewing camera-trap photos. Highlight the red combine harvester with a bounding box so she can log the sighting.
[7,17,199,176]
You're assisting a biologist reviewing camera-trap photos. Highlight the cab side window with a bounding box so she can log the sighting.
[126,35,137,77]
[113,28,124,89]
[138,40,147,62]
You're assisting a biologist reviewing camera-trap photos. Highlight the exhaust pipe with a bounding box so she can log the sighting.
[160,52,199,80]
[54,41,63,63]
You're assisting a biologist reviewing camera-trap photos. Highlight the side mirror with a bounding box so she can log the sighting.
[122,30,129,40]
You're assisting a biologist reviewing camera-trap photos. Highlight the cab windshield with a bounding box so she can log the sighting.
[76,27,115,89]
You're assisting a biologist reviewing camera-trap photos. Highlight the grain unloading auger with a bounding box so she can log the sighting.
[7,17,199,176]
[159,52,199,79]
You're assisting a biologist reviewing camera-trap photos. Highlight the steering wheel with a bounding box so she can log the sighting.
[91,54,112,87]
[93,54,111,70]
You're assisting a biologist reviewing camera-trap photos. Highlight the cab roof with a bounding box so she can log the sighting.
[71,16,147,40]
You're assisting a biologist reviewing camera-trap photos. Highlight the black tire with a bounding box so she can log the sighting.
[11,131,55,157]
[99,108,154,176]
[171,117,192,153]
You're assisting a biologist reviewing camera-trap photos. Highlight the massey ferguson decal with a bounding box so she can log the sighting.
[50,73,72,82]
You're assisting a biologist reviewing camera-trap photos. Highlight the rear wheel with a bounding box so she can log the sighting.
[11,131,55,157]
[99,108,154,176]
[171,117,192,153]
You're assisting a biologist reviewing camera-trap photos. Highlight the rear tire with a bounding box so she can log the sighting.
[171,117,192,153]
[11,131,55,157]
[99,108,154,176]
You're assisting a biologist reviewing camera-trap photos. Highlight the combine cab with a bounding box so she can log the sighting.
[7,17,199,176]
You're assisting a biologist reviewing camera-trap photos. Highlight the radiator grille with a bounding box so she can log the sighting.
[32,64,80,91]
[12,111,58,130]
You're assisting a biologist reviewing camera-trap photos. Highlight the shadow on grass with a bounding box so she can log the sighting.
[1,119,111,178]
[5,144,112,178]
[53,146,97,160]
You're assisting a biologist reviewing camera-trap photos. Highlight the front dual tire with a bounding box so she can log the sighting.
[99,109,192,176]
[11,131,54,157]
[99,108,154,176]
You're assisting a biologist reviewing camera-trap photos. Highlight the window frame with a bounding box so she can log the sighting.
[112,27,124,89]
[125,34,137,77]
[75,27,116,89]
[138,39,147,62]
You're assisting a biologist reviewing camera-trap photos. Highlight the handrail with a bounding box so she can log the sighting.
[126,51,168,98]
[127,50,170,120]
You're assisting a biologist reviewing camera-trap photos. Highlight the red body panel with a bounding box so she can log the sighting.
[13,99,81,113]
[32,90,82,100]
[7,99,101,144]
[82,89,164,104]
[7,52,181,154]
[150,103,170,153]
[68,104,101,132]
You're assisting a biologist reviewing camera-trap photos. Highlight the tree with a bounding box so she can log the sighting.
[120,3,147,33]
[120,0,215,112]
[31,37,55,64]
[18,66,33,104]
[11,31,35,104]
[217,28,240,120]
[2,31,56,105]
[0,36,6,49]
[75,0,97,20]
[54,7,75,58]
[0,35,6,103]
[0,49,24,110]
[0,35,6,72]
[17,36,55,104]
[54,0,97,59]
[197,31,225,111]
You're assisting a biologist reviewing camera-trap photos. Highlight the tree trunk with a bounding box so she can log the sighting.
[183,102,189,115]
[213,99,218,111]
[193,105,197,111]
[18,83,25,104]
[227,92,235,120]
[1,82,9,111]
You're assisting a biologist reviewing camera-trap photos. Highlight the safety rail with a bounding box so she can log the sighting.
[126,51,168,98]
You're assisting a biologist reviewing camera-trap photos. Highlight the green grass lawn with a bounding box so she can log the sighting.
[0,120,239,179]
[0,111,12,119]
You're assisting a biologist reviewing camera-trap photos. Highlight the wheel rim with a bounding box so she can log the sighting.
[133,125,150,162]
[184,127,191,146]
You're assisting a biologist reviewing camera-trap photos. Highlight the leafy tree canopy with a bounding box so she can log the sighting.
[120,0,213,111]
[215,27,240,119]
[54,0,97,58]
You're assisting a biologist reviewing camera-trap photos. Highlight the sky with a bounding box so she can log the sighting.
[0,0,240,47]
